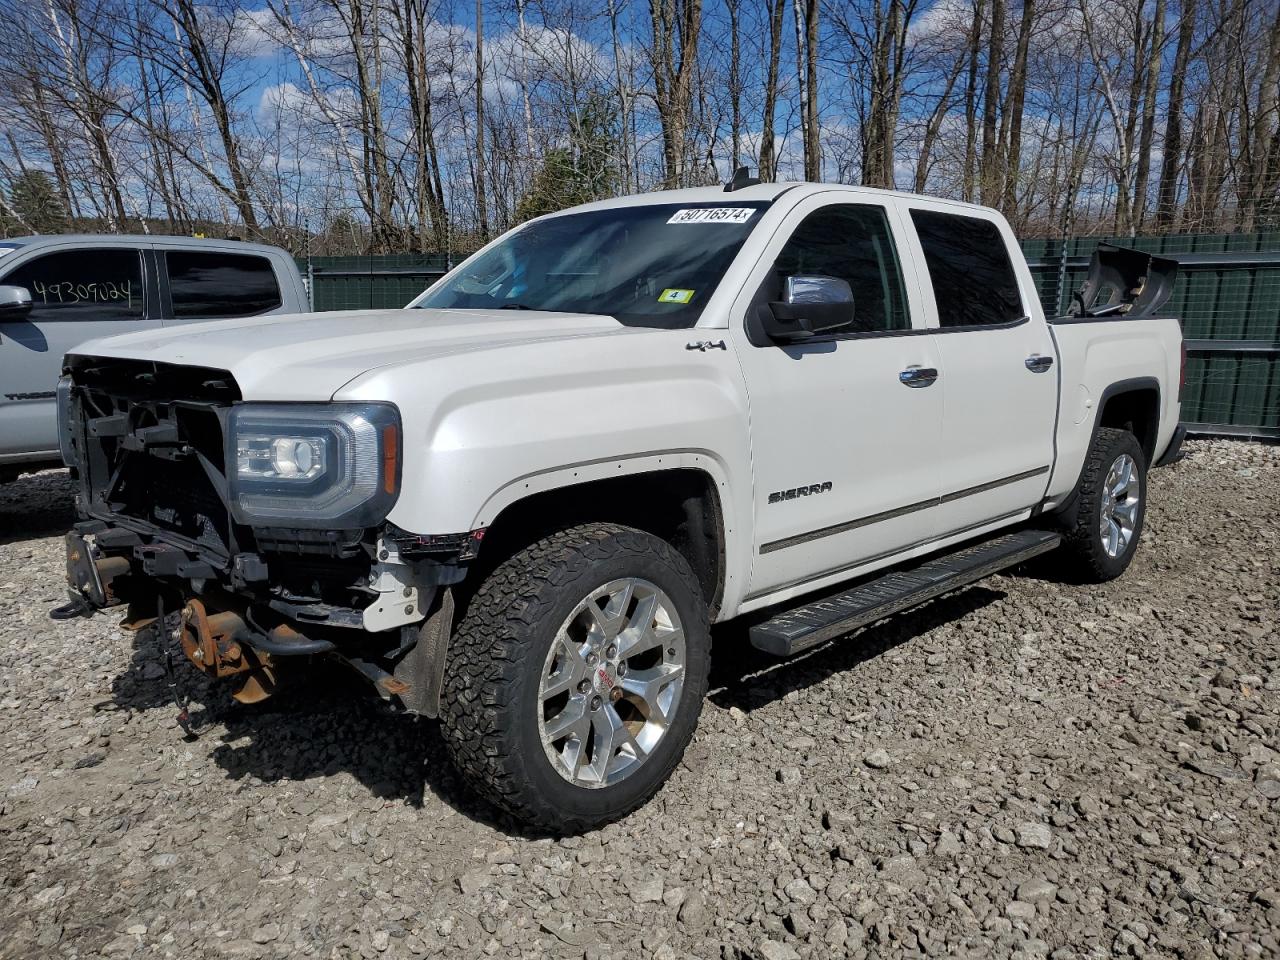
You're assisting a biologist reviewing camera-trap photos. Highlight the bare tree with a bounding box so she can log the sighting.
[647,0,703,186]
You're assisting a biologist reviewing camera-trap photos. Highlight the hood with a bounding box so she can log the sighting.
[69,308,639,400]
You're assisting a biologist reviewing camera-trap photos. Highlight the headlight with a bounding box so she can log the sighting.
[226,403,401,528]
[56,375,78,468]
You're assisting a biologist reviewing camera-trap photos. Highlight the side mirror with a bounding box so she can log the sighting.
[0,284,33,320]
[762,275,855,342]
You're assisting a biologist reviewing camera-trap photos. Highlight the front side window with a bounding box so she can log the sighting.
[765,204,910,333]
[166,251,282,319]
[910,210,1024,328]
[2,249,143,322]
[415,203,768,329]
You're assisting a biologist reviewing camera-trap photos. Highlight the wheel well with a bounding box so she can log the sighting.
[1098,386,1159,464]
[472,469,726,614]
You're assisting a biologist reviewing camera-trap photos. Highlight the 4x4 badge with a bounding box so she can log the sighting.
[686,340,727,351]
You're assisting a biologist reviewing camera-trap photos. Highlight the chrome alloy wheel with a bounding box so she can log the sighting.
[537,578,686,788]
[1099,453,1141,558]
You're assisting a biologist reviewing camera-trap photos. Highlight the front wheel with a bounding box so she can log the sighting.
[439,523,710,832]
[1056,426,1148,582]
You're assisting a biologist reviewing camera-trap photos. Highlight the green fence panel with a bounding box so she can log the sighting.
[1024,232,1280,436]
[300,254,452,312]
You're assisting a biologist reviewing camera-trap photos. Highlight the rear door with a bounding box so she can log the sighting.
[904,207,1057,532]
[159,249,285,326]
[734,196,944,602]
[0,244,158,460]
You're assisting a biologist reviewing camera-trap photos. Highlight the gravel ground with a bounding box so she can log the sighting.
[1,440,1278,960]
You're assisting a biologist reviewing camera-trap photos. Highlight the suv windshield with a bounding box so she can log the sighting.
[414,202,769,328]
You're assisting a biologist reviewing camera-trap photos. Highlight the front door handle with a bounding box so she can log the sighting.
[899,366,939,388]
[1025,354,1054,372]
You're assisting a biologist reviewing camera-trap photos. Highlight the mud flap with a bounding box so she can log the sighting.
[392,587,455,717]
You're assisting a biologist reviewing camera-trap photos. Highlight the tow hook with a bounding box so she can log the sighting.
[178,598,279,706]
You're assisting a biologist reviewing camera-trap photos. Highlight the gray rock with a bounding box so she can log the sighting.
[631,876,665,903]
[1016,878,1057,902]
[678,891,708,927]
[936,830,963,856]
[1015,823,1052,849]
[757,940,800,960]
[1255,765,1280,799]
[864,749,892,769]
[783,877,816,904]
[458,869,491,895]
[1006,901,1037,921]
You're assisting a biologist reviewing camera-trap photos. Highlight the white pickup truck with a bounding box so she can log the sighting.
[54,180,1185,831]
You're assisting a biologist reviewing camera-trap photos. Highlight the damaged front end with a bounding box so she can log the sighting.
[53,355,481,718]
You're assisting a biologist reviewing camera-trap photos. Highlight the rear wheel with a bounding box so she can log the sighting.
[440,523,710,832]
[1056,427,1147,582]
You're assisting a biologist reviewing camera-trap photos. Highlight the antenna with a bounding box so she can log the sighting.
[724,166,761,193]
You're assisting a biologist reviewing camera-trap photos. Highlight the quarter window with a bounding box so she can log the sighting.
[166,251,282,319]
[767,205,909,333]
[910,210,1024,328]
[2,249,144,322]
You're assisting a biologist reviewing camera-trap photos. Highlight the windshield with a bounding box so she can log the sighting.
[414,202,769,328]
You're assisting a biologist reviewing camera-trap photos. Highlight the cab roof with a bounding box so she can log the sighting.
[562,181,999,217]
[0,234,289,257]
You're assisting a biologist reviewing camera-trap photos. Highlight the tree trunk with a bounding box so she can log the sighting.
[648,0,703,187]
[804,0,820,179]
[474,0,488,239]
[759,0,786,181]
[169,0,260,234]
[727,0,741,169]
[915,54,965,193]
[1132,0,1166,229]
[1156,0,1196,227]
[963,0,986,202]
[1000,0,1035,216]
[980,0,1005,205]
[607,0,633,190]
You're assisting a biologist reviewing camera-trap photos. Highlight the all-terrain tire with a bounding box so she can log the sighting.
[439,523,710,833]
[1056,427,1148,583]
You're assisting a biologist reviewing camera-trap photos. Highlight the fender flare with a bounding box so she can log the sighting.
[1046,376,1161,522]
[471,449,735,529]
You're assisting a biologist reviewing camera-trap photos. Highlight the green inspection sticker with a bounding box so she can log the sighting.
[658,288,695,304]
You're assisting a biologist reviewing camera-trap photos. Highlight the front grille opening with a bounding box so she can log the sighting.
[111,451,229,553]
[68,356,241,404]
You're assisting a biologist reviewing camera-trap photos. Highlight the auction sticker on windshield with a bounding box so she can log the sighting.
[667,208,756,225]
[658,288,695,303]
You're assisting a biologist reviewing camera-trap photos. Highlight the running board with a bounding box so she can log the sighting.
[749,530,1061,656]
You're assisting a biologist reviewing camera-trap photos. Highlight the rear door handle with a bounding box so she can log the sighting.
[1025,354,1054,372]
[899,366,939,388]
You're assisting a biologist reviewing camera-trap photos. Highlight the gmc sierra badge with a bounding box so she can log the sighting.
[768,482,833,504]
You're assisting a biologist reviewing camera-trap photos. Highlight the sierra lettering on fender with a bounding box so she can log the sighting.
[768,481,833,504]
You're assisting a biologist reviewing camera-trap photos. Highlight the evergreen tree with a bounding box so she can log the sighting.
[516,96,619,222]
[8,171,68,234]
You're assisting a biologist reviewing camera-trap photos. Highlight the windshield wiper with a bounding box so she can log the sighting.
[500,302,533,310]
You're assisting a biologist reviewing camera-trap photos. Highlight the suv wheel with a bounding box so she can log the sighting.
[440,523,710,832]
[1057,426,1148,582]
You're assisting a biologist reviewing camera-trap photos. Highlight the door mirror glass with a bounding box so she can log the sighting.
[762,274,855,341]
[0,284,33,319]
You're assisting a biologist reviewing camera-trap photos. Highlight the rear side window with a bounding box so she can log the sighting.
[767,204,909,332]
[910,210,1024,328]
[2,249,144,322]
[166,251,282,319]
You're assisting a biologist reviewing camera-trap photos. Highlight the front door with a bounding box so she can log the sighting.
[733,197,944,602]
[0,246,157,460]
